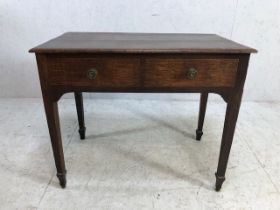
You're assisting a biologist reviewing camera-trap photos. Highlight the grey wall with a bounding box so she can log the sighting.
[0,0,279,101]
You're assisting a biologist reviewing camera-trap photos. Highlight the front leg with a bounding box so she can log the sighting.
[215,91,243,191]
[42,94,67,188]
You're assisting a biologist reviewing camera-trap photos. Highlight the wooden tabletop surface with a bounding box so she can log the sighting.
[29,32,257,54]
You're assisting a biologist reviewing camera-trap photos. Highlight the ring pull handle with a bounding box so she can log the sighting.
[87,68,98,80]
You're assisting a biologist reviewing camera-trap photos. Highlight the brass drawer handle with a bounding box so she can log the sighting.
[87,68,98,79]
[187,68,197,80]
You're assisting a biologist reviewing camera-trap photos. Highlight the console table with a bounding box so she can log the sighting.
[29,32,256,191]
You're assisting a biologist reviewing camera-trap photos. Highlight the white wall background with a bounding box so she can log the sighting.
[0,0,279,101]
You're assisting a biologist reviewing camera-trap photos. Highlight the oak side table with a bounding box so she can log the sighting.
[29,32,257,191]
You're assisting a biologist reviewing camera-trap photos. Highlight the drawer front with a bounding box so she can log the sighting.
[144,59,239,88]
[47,57,141,87]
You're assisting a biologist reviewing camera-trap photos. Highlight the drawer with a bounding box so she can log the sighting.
[144,59,239,88]
[47,57,142,87]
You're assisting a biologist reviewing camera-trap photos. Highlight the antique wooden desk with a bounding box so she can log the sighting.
[29,32,256,191]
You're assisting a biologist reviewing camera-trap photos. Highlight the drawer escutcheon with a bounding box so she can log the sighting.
[87,68,98,80]
[187,68,198,80]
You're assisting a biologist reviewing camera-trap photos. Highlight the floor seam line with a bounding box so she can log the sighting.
[241,135,280,193]
[65,122,79,150]
[37,121,78,208]
[37,174,55,209]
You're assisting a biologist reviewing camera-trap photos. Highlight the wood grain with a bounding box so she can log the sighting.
[29,32,257,54]
[144,58,239,88]
[46,56,142,87]
[45,54,239,89]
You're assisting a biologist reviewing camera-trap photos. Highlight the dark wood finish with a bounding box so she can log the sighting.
[74,92,86,140]
[215,91,243,191]
[144,58,238,88]
[46,55,142,87]
[29,32,257,54]
[30,32,256,190]
[36,54,67,188]
[45,55,238,89]
[196,93,208,140]
[215,54,250,191]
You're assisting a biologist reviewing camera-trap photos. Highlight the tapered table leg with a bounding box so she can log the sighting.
[196,93,208,140]
[42,95,67,188]
[74,92,86,140]
[215,91,243,191]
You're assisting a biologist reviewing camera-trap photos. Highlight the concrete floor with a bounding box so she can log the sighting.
[0,98,280,209]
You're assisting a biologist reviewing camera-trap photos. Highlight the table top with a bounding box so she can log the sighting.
[29,32,257,54]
